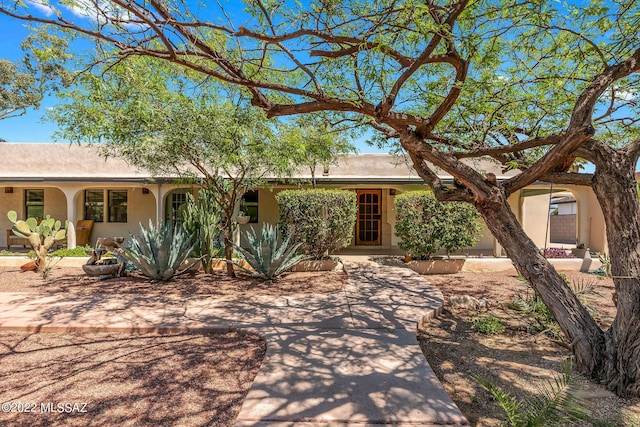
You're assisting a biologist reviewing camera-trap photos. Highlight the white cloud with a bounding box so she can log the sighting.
[26,0,56,17]
[616,89,637,102]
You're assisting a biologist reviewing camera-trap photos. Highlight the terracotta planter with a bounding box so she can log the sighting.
[20,261,37,272]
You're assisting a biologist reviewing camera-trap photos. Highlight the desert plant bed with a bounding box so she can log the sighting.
[419,270,640,426]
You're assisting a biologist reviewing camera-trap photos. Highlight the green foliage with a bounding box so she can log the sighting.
[0,250,22,256]
[476,360,587,426]
[232,224,307,281]
[598,253,612,277]
[276,189,357,259]
[50,245,93,257]
[473,316,506,335]
[0,27,72,120]
[395,191,481,259]
[50,55,328,276]
[280,113,357,187]
[7,210,67,274]
[115,220,199,281]
[180,188,224,274]
[511,293,559,338]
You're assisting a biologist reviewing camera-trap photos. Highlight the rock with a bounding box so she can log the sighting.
[449,295,481,310]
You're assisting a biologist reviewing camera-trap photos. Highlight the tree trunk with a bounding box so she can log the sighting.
[592,156,640,396]
[475,187,607,377]
[224,223,236,278]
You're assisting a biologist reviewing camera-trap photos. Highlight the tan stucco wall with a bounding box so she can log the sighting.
[71,187,157,245]
[572,187,606,253]
[1,186,68,249]
[0,179,609,256]
[520,192,551,249]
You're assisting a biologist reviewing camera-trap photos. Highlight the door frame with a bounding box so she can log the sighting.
[355,189,382,245]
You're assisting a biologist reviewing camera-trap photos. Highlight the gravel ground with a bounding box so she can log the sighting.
[0,330,265,427]
[0,265,347,426]
[418,270,640,426]
[0,267,348,296]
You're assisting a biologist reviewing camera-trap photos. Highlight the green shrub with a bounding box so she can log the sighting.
[0,250,22,256]
[233,224,307,280]
[509,276,561,338]
[394,191,481,258]
[115,220,199,281]
[50,245,93,257]
[276,189,356,259]
[473,316,506,335]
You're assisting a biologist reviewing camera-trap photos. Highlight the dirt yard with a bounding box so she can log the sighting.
[0,266,347,426]
[1,263,639,426]
[418,270,640,426]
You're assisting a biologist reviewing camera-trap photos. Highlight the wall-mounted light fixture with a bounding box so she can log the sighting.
[389,189,398,196]
[4,187,13,194]
[142,188,150,195]
[322,166,330,176]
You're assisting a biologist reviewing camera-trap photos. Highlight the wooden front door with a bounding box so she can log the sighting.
[356,189,382,245]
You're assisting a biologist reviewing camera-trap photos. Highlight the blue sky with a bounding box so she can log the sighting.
[0,14,58,142]
[0,11,386,152]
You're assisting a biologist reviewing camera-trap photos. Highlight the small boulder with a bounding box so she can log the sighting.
[449,295,481,310]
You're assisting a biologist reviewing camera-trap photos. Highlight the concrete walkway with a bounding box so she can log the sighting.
[0,257,469,426]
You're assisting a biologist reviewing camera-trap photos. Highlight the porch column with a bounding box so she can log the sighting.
[61,188,80,249]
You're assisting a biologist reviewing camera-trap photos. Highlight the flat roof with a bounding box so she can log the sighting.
[0,142,517,183]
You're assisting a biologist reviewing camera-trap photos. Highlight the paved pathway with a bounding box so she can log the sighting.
[0,257,469,426]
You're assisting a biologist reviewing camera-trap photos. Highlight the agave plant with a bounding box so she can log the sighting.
[232,224,307,280]
[115,220,199,281]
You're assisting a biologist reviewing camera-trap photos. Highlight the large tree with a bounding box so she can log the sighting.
[0,28,71,121]
[50,57,302,277]
[3,0,640,395]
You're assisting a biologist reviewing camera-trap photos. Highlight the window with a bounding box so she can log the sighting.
[84,190,104,222]
[25,189,44,220]
[241,190,258,223]
[108,190,128,223]
[167,190,189,223]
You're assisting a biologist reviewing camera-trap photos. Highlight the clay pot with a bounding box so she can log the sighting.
[20,261,37,272]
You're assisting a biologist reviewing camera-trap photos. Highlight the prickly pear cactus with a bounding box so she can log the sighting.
[7,210,68,272]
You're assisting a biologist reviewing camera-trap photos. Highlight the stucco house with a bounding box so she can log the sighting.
[0,143,607,255]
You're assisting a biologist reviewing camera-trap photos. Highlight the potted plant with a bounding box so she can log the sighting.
[236,210,251,224]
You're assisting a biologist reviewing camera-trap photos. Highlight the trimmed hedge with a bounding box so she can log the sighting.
[276,189,357,259]
[395,191,481,258]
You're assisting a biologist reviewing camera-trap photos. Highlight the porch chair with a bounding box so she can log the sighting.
[75,219,95,246]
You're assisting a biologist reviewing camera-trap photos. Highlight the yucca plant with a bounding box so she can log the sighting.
[115,220,199,281]
[475,360,587,427]
[232,224,307,281]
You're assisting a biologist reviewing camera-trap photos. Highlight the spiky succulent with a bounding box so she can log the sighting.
[115,220,199,281]
[233,224,307,280]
